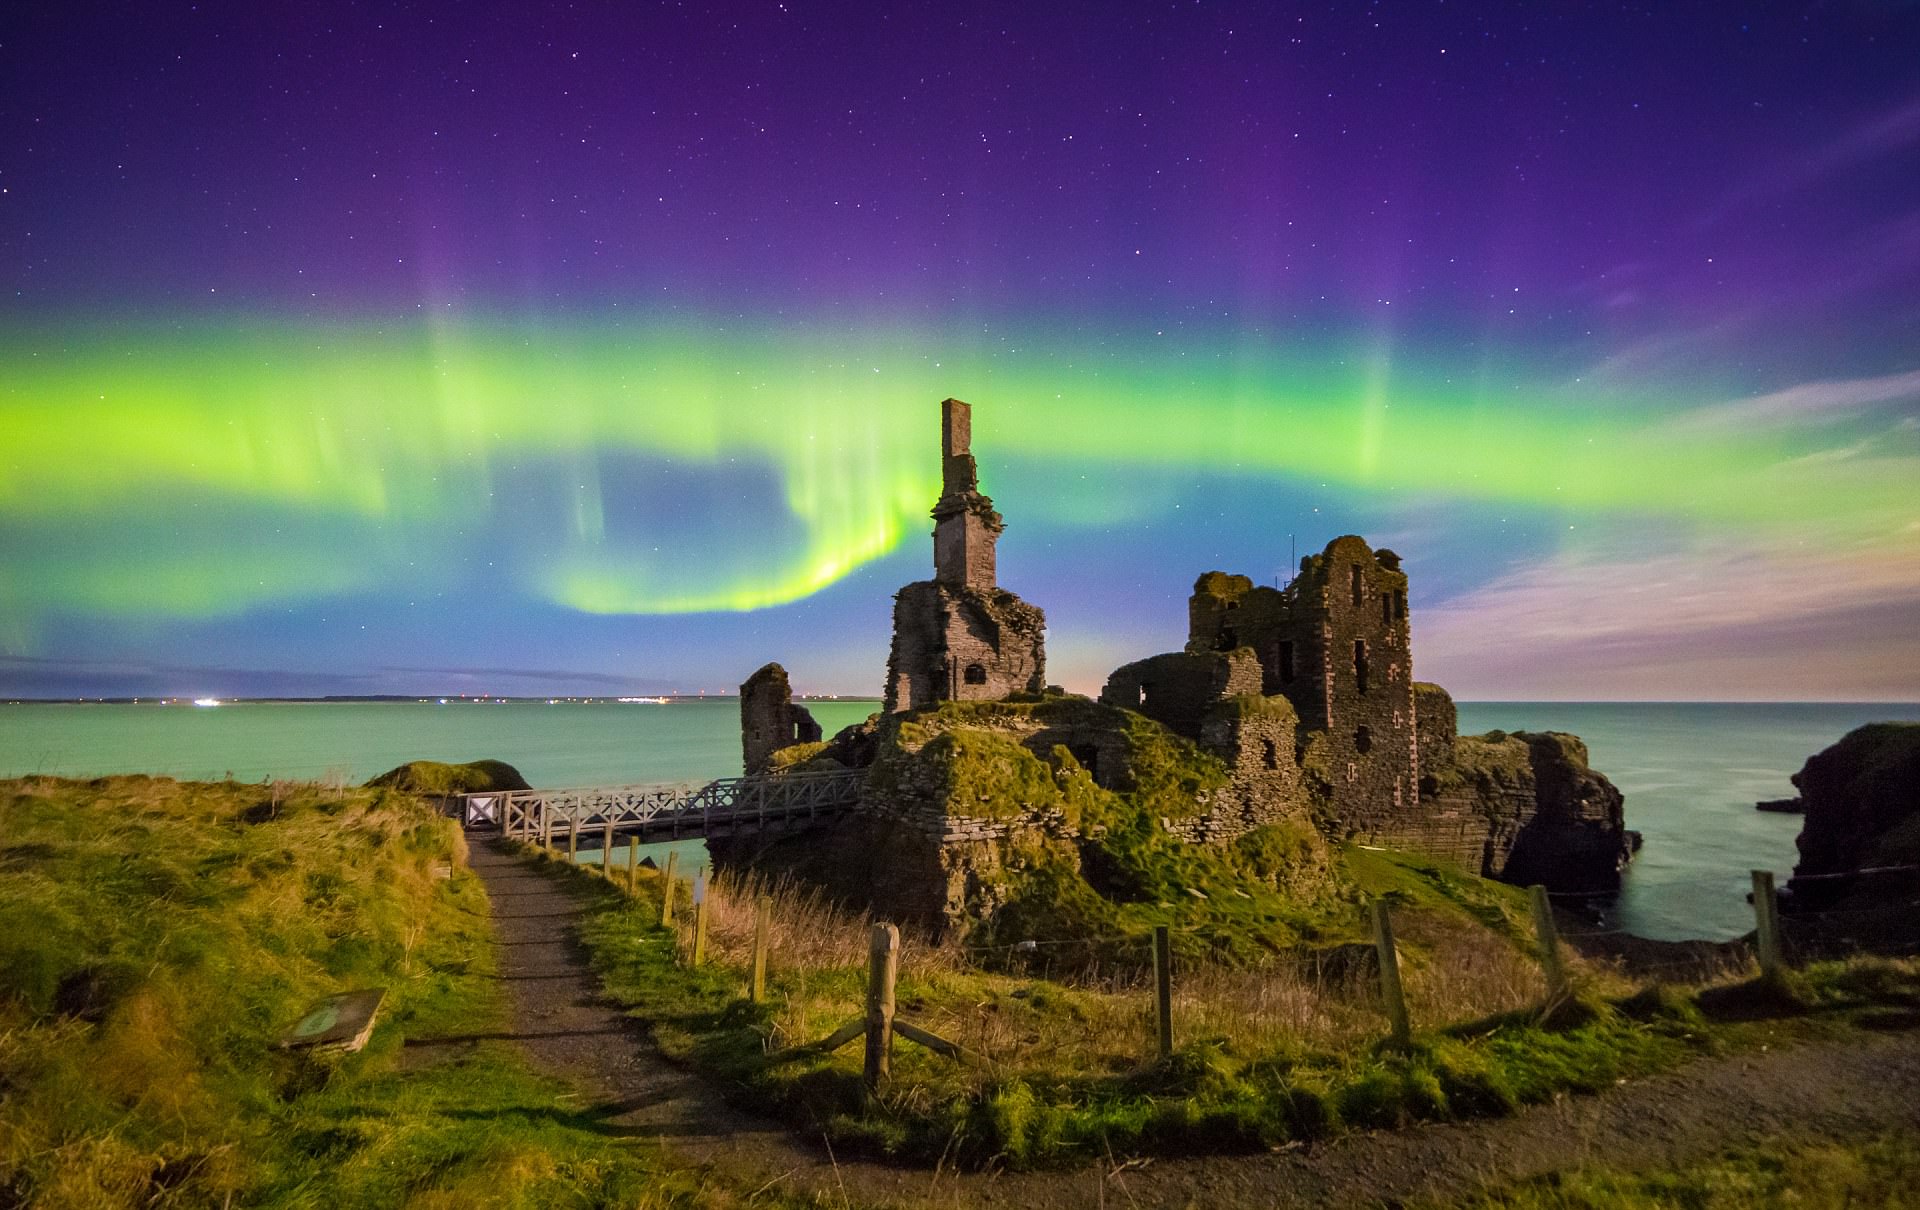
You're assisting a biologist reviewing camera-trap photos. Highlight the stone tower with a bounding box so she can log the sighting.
[931,398,1003,590]
[884,399,1046,713]
[1184,535,1418,831]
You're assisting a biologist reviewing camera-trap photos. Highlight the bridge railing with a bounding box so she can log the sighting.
[461,769,865,840]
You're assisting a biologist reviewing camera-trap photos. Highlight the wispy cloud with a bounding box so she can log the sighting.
[1701,92,1920,226]
[1416,531,1920,700]
[1666,368,1920,434]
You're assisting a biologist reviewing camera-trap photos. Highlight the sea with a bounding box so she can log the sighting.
[3,698,1915,942]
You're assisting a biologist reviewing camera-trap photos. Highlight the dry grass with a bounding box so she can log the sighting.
[640,861,1597,1081]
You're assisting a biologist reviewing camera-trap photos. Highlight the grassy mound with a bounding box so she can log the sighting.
[364,757,531,795]
[0,776,780,1207]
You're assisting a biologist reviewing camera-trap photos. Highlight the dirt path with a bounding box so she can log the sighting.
[466,838,1920,1208]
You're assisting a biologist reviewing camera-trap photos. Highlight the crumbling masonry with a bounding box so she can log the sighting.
[727,399,1635,929]
[883,398,1046,712]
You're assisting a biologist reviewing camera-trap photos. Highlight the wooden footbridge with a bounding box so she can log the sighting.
[459,770,864,845]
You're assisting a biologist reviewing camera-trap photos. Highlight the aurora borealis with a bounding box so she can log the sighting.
[3,4,1918,700]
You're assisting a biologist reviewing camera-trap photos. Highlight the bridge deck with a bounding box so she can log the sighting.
[459,770,864,844]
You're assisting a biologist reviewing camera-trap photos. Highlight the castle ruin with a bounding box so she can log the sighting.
[727,399,1634,930]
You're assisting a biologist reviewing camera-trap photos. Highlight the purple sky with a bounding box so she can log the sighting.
[3,2,1918,700]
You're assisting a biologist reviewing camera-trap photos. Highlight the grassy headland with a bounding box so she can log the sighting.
[0,774,800,1208]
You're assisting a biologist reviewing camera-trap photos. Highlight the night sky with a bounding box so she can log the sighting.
[3,2,1918,701]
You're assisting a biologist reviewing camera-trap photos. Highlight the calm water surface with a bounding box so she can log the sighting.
[5,698,1915,941]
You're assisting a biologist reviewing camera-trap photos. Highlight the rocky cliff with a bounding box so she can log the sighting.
[1415,729,1634,892]
[1784,722,1920,911]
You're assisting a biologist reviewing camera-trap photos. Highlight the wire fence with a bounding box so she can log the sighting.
[523,829,1919,1090]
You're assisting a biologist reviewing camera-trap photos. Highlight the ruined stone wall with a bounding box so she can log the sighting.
[882,396,1044,714]
[1186,574,1300,692]
[884,581,1047,713]
[1413,681,1457,782]
[1285,537,1417,835]
[739,662,822,775]
[1099,648,1263,741]
[1185,694,1307,842]
[1186,538,1417,836]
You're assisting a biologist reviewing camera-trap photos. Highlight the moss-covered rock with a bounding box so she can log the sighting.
[364,759,530,796]
[766,741,839,773]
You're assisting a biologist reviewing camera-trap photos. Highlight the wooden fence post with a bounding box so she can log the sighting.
[1528,885,1571,1003]
[1152,925,1174,1060]
[1752,869,1783,983]
[566,821,577,863]
[750,895,770,1003]
[661,850,680,926]
[692,876,711,966]
[540,809,551,851]
[601,823,613,876]
[865,923,900,1092]
[1371,899,1411,1049]
[627,837,639,894]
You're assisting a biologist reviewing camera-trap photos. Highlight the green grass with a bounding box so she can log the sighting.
[0,775,814,1209]
[522,820,1920,1173]
[539,834,1920,1173]
[1447,1132,1920,1208]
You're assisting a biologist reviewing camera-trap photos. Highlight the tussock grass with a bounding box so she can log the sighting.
[0,775,816,1209]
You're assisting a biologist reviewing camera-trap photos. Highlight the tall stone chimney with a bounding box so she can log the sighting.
[931,398,1004,591]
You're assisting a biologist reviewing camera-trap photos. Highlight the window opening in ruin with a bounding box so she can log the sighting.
[1396,590,1407,621]
[1353,639,1369,694]
[1381,593,1392,624]
[1070,743,1101,785]
[1351,564,1364,606]
[1278,640,1295,683]
[1354,725,1373,754]
[1215,626,1238,652]
[1261,738,1279,769]
[963,663,987,685]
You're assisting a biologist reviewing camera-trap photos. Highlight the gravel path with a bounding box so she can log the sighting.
[467,837,1920,1209]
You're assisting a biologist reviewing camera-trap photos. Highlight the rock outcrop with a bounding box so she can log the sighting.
[1784,722,1920,910]
[1413,724,1634,892]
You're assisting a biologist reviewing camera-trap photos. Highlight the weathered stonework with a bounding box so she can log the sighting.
[1100,648,1263,739]
[1413,681,1456,780]
[727,402,1636,930]
[884,398,1046,713]
[932,398,1003,593]
[885,582,1046,713]
[739,662,823,775]
[1187,537,1418,831]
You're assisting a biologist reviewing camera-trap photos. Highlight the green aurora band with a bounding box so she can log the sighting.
[2,316,1913,638]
